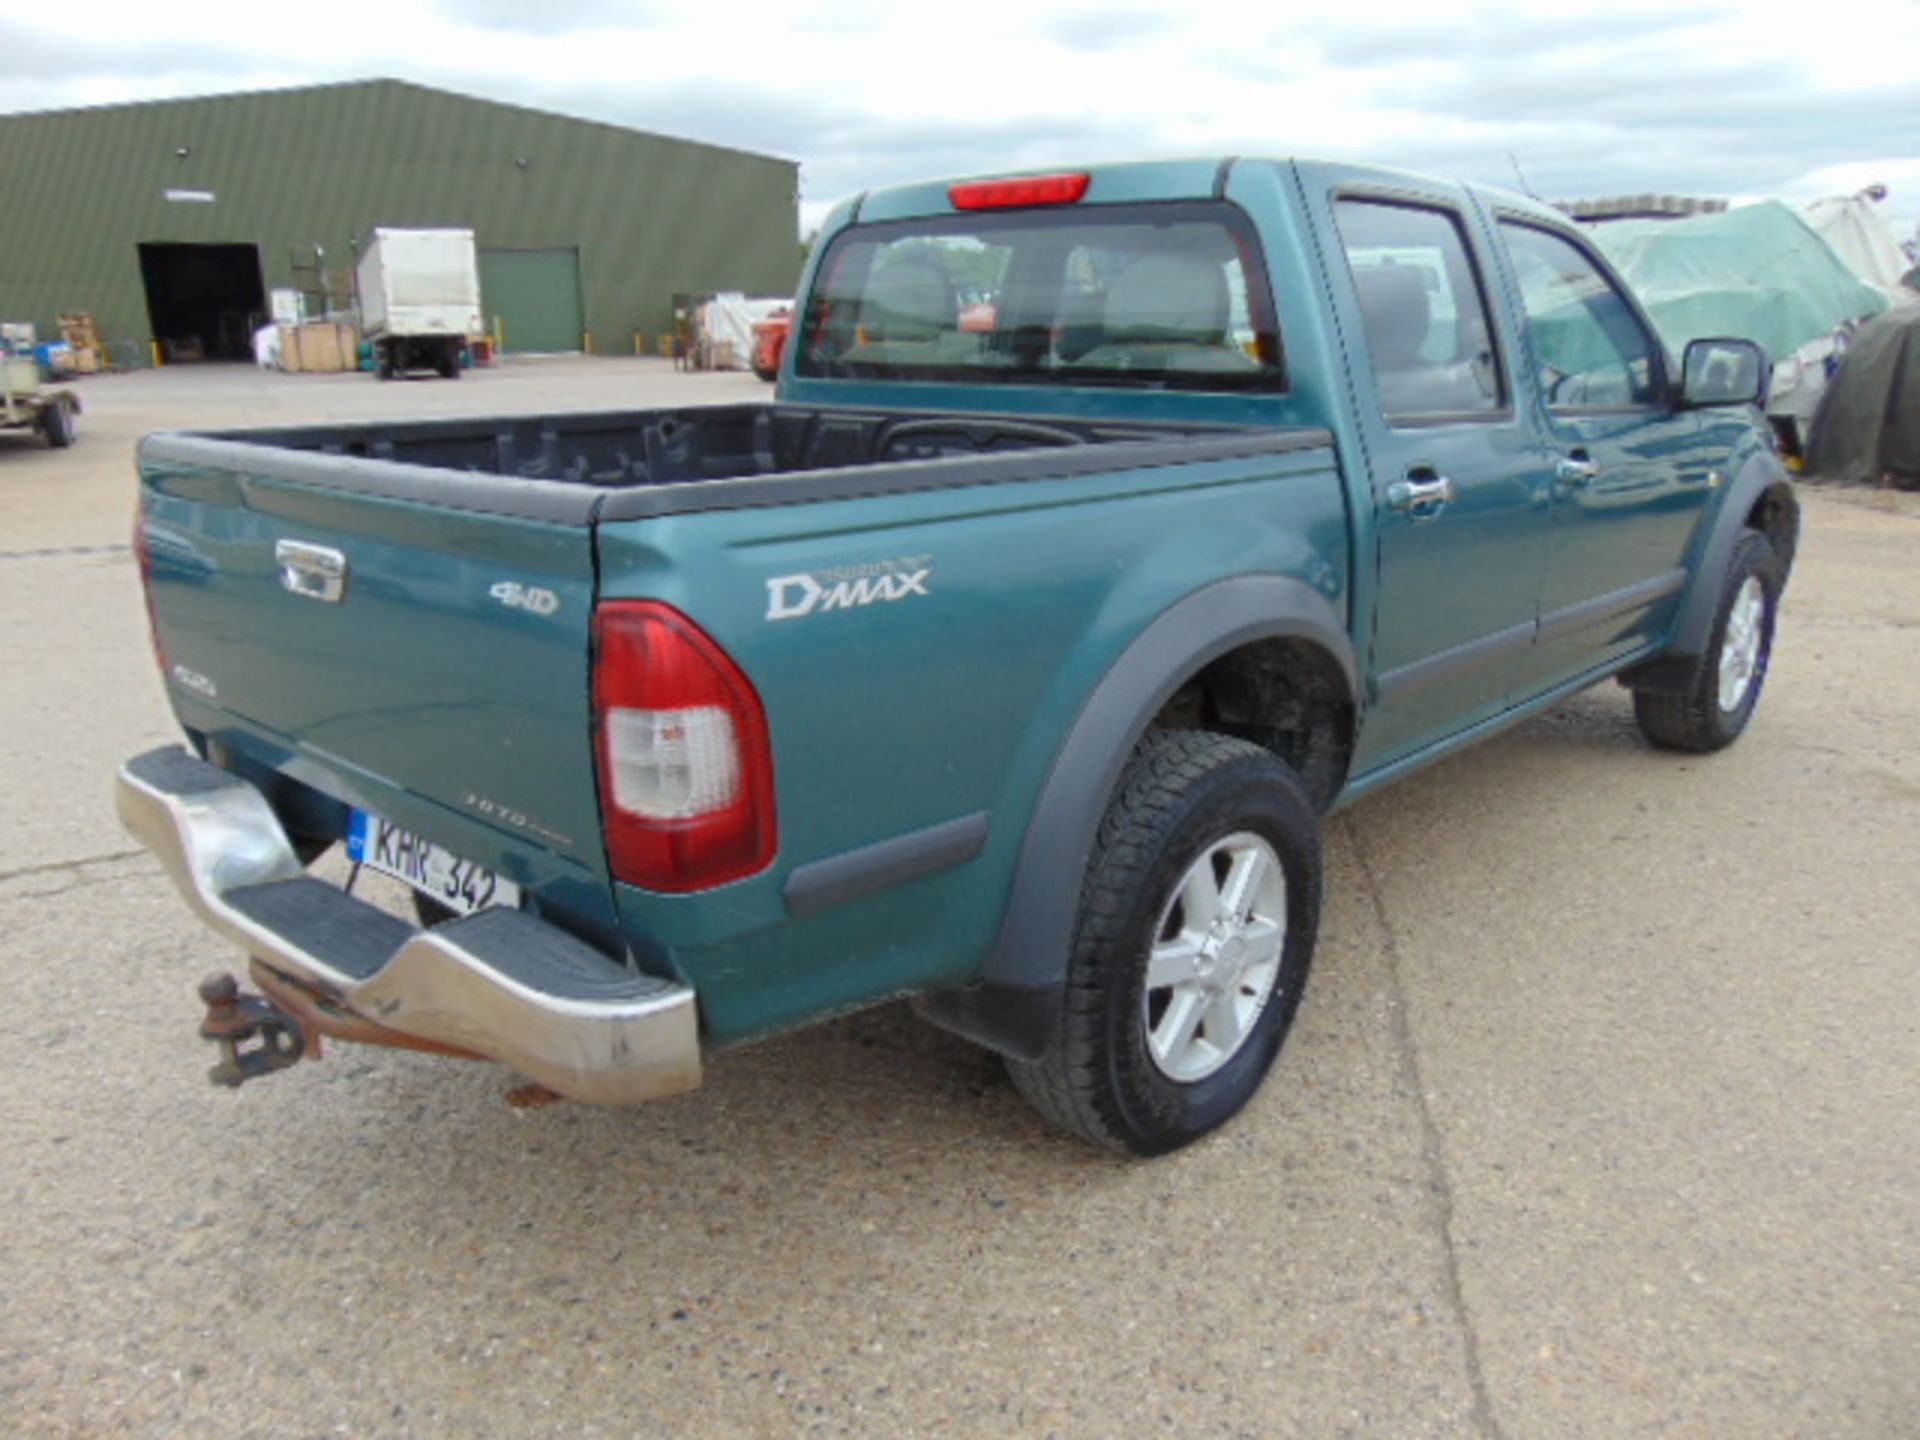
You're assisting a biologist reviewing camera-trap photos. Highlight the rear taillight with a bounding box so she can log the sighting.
[948,173,1090,210]
[592,600,776,892]
[132,501,165,670]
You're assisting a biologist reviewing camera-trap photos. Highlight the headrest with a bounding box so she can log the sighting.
[1354,265,1431,368]
[1104,253,1230,344]
[864,260,955,342]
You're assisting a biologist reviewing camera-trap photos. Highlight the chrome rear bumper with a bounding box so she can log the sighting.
[116,746,700,1105]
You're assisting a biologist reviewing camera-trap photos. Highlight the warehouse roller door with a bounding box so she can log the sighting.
[479,247,584,354]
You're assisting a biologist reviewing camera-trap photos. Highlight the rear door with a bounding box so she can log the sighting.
[1317,185,1555,772]
[140,442,607,894]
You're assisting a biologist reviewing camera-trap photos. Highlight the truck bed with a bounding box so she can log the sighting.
[141,403,1328,523]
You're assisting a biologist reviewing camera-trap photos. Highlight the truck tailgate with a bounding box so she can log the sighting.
[138,443,606,885]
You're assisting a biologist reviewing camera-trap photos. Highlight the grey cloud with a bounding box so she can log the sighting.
[0,23,259,89]
[1407,54,1804,125]
[428,0,660,36]
[504,75,1159,201]
[1041,9,1179,52]
[1301,7,1735,68]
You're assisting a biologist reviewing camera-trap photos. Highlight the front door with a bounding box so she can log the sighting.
[1492,221,1718,692]
[1325,192,1555,773]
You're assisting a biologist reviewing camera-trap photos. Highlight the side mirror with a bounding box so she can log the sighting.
[1679,337,1768,408]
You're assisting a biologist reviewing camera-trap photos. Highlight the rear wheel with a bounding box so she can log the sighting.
[1007,729,1323,1156]
[1634,531,1779,753]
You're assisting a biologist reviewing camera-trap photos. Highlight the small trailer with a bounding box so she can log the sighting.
[1,344,79,448]
[356,228,482,380]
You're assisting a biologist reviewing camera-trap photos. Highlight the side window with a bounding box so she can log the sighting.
[1498,222,1661,410]
[1333,199,1504,423]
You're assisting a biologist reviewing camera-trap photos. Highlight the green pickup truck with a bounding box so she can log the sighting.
[118,158,1796,1155]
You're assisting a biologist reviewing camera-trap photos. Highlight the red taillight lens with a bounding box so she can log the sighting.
[948,173,1090,210]
[592,600,776,893]
[132,501,166,670]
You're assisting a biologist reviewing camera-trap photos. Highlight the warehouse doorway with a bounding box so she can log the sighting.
[479,247,583,353]
[138,242,266,362]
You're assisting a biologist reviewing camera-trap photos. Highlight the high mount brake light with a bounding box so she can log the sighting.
[592,600,776,893]
[948,173,1091,210]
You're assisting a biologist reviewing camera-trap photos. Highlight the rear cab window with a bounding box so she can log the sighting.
[796,202,1284,393]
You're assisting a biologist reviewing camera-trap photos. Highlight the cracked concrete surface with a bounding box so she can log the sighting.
[1352,819,1509,1440]
[2,365,1916,1437]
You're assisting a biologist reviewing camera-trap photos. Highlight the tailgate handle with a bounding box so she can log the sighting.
[276,540,348,603]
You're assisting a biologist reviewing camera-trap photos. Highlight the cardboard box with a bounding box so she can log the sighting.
[279,322,358,373]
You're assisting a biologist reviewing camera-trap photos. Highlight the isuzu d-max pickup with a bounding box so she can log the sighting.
[117,158,1797,1154]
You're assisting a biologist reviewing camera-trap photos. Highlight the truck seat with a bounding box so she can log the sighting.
[1070,253,1258,375]
[1355,264,1493,415]
[860,260,958,343]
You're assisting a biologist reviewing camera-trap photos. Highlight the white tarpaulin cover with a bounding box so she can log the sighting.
[1803,194,1911,292]
[698,293,791,368]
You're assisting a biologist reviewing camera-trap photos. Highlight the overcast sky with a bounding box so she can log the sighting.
[3,0,1917,239]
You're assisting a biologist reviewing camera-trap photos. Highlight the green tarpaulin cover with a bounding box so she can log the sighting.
[1589,201,1888,361]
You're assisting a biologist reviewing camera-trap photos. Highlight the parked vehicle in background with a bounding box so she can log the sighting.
[751,306,791,381]
[356,227,481,380]
[120,157,1795,1155]
[1,330,78,447]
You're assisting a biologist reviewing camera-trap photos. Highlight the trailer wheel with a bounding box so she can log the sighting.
[41,401,76,448]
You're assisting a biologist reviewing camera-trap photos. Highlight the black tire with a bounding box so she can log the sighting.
[1634,530,1779,753]
[1007,729,1323,1156]
[41,401,75,448]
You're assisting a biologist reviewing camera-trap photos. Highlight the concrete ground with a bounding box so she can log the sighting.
[1,360,1914,1438]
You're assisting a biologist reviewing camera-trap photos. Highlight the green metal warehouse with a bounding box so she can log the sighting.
[0,78,800,364]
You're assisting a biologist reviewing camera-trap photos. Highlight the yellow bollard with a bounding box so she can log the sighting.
[150,340,163,368]
[493,316,504,352]
[583,330,593,355]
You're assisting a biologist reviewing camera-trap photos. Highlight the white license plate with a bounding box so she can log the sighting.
[346,810,521,917]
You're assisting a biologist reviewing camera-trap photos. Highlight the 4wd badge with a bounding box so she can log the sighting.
[766,556,933,622]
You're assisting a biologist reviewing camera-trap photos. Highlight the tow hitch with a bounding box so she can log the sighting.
[194,960,498,1092]
[197,972,307,1088]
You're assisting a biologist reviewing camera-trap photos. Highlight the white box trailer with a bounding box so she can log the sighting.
[356,228,482,380]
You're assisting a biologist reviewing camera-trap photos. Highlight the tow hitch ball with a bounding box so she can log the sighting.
[197,972,306,1088]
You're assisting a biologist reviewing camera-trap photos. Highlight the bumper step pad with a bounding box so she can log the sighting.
[118,745,701,1104]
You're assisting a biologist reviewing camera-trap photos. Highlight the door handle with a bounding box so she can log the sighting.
[1557,455,1602,487]
[1387,473,1456,518]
